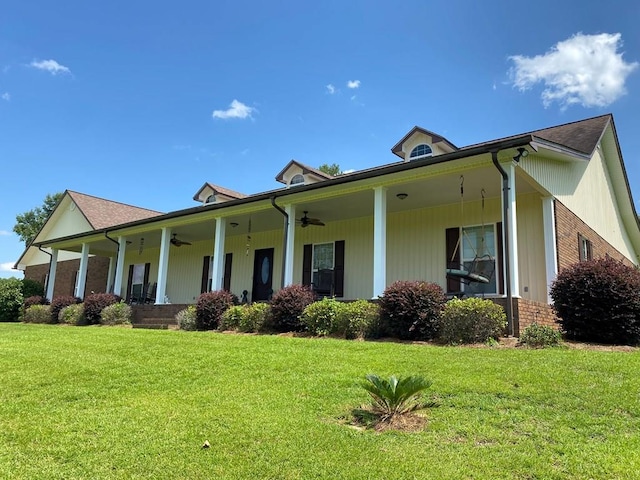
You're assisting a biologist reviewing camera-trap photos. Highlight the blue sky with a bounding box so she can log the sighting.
[2,0,640,278]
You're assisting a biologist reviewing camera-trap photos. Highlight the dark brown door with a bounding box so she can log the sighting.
[252,248,274,302]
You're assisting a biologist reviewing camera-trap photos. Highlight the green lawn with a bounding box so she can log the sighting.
[1,324,639,479]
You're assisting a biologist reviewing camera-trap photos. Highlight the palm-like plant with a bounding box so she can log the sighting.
[361,374,432,419]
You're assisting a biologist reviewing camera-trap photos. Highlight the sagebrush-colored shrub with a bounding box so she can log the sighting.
[196,290,235,330]
[220,305,244,331]
[100,302,132,325]
[438,298,506,344]
[50,295,82,324]
[0,278,23,322]
[23,304,51,324]
[301,298,344,336]
[378,281,446,340]
[84,293,121,324]
[175,305,197,331]
[345,300,380,339]
[551,257,640,345]
[518,323,562,348]
[21,279,45,299]
[267,285,315,333]
[242,302,270,333]
[59,304,86,325]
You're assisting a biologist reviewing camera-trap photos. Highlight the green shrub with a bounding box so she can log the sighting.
[301,297,344,336]
[59,304,86,325]
[23,304,51,324]
[175,305,197,331]
[267,285,315,333]
[220,305,244,331]
[438,298,506,344]
[22,278,45,299]
[344,300,380,339]
[378,281,446,340]
[0,278,23,322]
[196,290,235,330]
[551,257,640,345]
[50,295,82,324]
[84,293,121,324]
[241,303,270,333]
[100,302,132,326]
[519,323,562,348]
[361,374,433,419]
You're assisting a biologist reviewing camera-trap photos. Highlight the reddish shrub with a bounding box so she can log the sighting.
[378,281,446,340]
[267,284,315,333]
[84,293,121,324]
[551,257,640,345]
[50,295,82,324]
[24,295,50,309]
[196,290,235,330]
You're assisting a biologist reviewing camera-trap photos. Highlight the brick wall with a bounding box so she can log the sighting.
[490,297,558,336]
[554,200,633,271]
[24,257,111,299]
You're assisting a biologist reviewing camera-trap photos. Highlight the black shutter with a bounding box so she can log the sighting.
[496,222,504,295]
[201,256,210,294]
[302,244,312,286]
[445,227,460,293]
[333,240,345,297]
[223,253,233,292]
[125,265,134,302]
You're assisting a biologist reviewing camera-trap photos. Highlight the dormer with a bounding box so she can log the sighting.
[391,127,458,162]
[275,160,333,188]
[193,183,246,205]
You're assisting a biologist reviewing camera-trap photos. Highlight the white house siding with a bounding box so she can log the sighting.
[520,145,636,263]
[515,192,547,303]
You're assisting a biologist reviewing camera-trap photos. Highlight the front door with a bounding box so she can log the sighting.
[252,248,274,302]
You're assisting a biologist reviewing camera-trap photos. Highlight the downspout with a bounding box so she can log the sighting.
[38,246,52,298]
[491,151,514,336]
[104,231,120,294]
[270,196,288,290]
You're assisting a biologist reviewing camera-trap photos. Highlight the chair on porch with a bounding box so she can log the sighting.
[312,269,334,298]
[144,282,157,304]
[129,283,144,304]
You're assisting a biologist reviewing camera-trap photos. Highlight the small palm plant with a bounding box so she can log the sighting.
[361,374,432,420]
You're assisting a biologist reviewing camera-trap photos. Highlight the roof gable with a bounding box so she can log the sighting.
[275,159,334,186]
[391,127,459,159]
[67,191,163,229]
[193,183,247,204]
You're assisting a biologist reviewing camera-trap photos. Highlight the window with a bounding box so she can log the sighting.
[409,144,433,160]
[461,225,497,294]
[205,193,216,204]
[579,234,592,261]
[312,242,334,292]
[290,174,305,186]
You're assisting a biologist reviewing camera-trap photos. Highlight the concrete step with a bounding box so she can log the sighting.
[134,317,177,325]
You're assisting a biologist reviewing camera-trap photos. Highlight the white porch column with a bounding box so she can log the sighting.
[542,196,558,303]
[211,218,226,291]
[506,163,520,297]
[113,237,127,297]
[156,227,171,304]
[373,186,387,298]
[76,243,90,299]
[284,204,296,286]
[106,256,115,293]
[45,248,58,300]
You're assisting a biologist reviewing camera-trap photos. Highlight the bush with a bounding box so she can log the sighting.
[23,304,51,324]
[438,298,506,344]
[301,297,344,336]
[24,295,49,309]
[219,305,244,331]
[550,257,640,345]
[50,295,82,324]
[242,302,270,333]
[378,281,446,340]
[22,279,45,299]
[84,293,121,325]
[361,374,433,418]
[266,284,315,333]
[175,305,197,331]
[59,304,86,325]
[0,278,23,322]
[519,323,562,348]
[195,290,235,330]
[344,300,381,339]
[100,302,132,326]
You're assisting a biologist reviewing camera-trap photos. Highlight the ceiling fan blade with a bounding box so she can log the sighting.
[308,219,325,226]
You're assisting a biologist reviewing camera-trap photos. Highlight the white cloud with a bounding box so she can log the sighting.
[350,95,356,101]
[212,99,255,120]
[1,92,8,101]
[326,84,336,94]
[347,80,361,89]
[0,230,11,236]
[509,33,638,109]
[342,169,356,174]
[30,59,71,76]
[0,262,18,272]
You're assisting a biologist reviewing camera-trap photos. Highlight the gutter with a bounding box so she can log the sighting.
[270,196,288,289]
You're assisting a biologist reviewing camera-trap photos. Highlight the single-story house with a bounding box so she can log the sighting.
[15,113,640,335]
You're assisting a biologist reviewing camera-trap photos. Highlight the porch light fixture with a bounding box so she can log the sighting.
[512,147,529,163]
[396,193,408,200]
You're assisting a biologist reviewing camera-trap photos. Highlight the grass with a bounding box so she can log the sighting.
[1,324,639,479]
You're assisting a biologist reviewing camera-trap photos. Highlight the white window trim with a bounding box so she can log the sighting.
[409,143,433,160]
[312,242,335,273]
[460,223,497,295]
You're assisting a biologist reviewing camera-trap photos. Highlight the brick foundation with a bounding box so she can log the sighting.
[24,257,110,300]
[490,297,559,336]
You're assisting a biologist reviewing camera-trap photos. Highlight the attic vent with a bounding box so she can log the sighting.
[409,144,433,160]
[205,194,216,204]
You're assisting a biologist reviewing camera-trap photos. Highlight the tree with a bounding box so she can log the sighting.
[14,192,64,246]
[318,163,342,176]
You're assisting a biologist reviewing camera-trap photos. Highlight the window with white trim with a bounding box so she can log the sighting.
[312,242,334,287]
[578,234,592,261]
[290,174,305,186]
[461,224,497,294]
[409,144,433,160]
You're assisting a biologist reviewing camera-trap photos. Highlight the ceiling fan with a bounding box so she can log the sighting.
[298,211,325,228]
[170,234,192,247]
